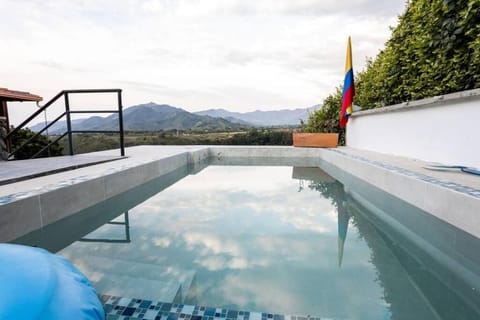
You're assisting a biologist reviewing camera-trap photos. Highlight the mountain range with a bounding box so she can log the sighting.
[194,106,319,126]
[30,103,320,133]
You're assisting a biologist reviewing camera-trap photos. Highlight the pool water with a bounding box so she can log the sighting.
[14,165,480,320]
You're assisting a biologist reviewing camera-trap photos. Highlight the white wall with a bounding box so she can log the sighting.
[346,89,480,169]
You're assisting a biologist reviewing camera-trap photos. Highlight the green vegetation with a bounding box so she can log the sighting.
[10,127,63,159]
[58,128,294,155]
[356,0,480,109]
[226,129,292,145]
[17,1,478,155]
[304,88,345,145]
[306,0,480,139]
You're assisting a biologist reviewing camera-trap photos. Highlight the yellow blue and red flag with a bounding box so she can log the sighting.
[340,36,354,128]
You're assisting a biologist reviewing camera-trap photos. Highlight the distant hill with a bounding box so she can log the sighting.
[194,105,321,126]
[29,118,85,134]
[30,103,248,133]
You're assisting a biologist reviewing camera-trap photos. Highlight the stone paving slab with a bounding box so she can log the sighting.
[1,145,479,241]
[1,145,478,194]
[0,154,125,186]
[0,146,205,198]
[337,147,480,190]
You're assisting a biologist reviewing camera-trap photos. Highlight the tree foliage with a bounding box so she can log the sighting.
[58,129,294,154]
[10,128,63,159]
[306,0,480,136]
[226,129,292,145]
[304,88,345,145]
[356,0,480,109]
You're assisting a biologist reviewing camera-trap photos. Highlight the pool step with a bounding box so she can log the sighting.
[66,254,195,303]
[94,274,182,303]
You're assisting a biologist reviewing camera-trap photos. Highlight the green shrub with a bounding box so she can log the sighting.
[307,0,480,136]
[10,127,63,159]
[304,88,345,145]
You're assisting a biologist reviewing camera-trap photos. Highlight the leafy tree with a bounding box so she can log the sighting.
[356,0,480,108]
[307,0,480,137]
[10,127,63,159]
[226,129,293,145]
[304,87,345,145]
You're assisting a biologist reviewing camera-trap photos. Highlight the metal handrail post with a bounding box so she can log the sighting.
[64,93,74,156]
[124,211,130,241]
[117,90,125,156]
[6,90,64,140]
[8,88,125,160]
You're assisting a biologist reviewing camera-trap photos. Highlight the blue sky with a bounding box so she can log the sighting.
[2,0,405,125]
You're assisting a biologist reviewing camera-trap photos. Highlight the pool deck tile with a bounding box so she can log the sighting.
[2,145,478,200]
[329,148,480,199]
[0,153,125,185]
[1,145,479,241]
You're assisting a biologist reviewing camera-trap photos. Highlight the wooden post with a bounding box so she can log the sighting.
[0,101,7,116]
[0,101,10,157]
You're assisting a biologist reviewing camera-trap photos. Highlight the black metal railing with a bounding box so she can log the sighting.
[78,211,131,243]
[6,89,125,159]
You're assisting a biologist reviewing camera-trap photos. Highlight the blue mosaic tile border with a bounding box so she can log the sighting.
[328,149,480,199]
[101,296,326,320]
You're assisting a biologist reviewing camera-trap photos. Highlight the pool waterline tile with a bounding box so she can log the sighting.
[102,296,330,320]
[329,149,480,199]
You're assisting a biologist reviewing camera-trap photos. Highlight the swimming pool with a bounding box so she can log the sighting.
[13,161,480,320]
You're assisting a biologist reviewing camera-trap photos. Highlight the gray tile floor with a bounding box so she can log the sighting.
[0,154,125,185]
[1,145,479,194]
[336,147,480,190]
[1,145,479,239]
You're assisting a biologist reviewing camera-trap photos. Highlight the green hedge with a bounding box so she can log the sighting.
[306,0,480,138]
[356,0,480,109]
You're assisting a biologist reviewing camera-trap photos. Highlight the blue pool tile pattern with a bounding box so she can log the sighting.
[101,296,328,320]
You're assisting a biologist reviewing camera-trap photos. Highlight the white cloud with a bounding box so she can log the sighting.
[153,236,172,247]
[183,232,243,257]
[1,0,405,125]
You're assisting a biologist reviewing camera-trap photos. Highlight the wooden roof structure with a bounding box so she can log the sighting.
[0,88,43,153]
[0,87,43,102]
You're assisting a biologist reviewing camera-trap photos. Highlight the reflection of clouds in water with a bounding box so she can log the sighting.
[219,274,299,313]
[193,256,249,271]
[132,167,338,237]
[153,236,171,248]
[59,166,396,317]
[183,232,267,270]
[140,167,302,209]
[256,236,317,261]
[279,210,331,233]
[62,226,386,317]
[180,230,364,271]
[173,166,294,193]
[196,256,228,271]
[196,256,390,318]
[184,232,242,256]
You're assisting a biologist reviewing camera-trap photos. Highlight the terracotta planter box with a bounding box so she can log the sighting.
[292,133,339,148]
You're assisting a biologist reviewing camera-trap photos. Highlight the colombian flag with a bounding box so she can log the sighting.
[340,37,354,128]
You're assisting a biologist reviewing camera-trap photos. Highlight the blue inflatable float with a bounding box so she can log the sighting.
[0,244,104,320]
